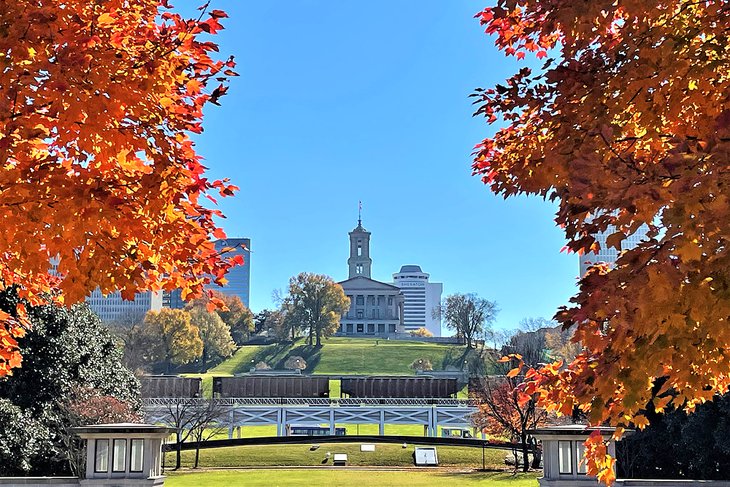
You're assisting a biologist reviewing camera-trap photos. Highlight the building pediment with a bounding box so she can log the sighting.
[338,276,401,292]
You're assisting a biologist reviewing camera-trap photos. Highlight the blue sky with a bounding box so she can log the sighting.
[187,1,579,332]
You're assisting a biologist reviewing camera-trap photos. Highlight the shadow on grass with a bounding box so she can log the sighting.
[273,344,322,372]
[228,340,324,373]
[433,470,539,483]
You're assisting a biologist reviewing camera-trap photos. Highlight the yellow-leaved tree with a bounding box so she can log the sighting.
[143,308,202,373]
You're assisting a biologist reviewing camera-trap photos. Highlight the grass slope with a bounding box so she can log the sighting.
[165,470,539,487]
[209,337,480,376]
[182,337,489,398]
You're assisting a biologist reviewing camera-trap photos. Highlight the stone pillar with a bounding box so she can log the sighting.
[529,425,631,487]
[73,423,174,487]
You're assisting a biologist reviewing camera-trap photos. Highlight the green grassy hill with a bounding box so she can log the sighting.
[183,337,491,396]
[210,337,483,376]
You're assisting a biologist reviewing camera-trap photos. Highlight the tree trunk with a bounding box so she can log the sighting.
[521,434,530,472]
[175,431,182,469]
[194,439,201,468]
[530,440,542,469]
[315,327,322,347]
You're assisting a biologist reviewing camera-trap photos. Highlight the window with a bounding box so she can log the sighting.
[367,323,375,334]
[356,310,363,319]
[113,439,127,472]
[130,439,144,473]
[356,264,363,274]
[95,439,109,473]
[378,323,385,333]
[357,241,362,256]
[558,441,573,474]
[357,324,364,333]
[576,441,587,474]
[388,324,396,333]
[346,324,353,333]
[375,309,380,319]
[356,296,364,305]
[388,297,393,306]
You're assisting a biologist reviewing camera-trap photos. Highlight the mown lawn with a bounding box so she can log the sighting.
[205,337,481,377]
[165,469,539,487]
[177,337,485,399]
[165,442,511,470]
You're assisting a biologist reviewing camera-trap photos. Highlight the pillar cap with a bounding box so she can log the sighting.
[73,423,175,436]
[529,424,633,439]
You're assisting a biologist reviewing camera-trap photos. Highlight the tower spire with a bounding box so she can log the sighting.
[358,200,362,226]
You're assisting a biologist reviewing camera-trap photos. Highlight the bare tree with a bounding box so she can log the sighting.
[159,398,202,470]
[189,400,229,468]
[439,293,498,348]
[158,398,231,470]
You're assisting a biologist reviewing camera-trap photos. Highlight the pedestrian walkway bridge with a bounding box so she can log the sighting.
[142,397,478,438]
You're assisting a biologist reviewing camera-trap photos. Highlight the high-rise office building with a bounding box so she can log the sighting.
[579,225,649,276]
[162,288,185,310]
[205,238,251,308]
[161,238,251,310]
[85,290,163,324]
[392,265,443,337]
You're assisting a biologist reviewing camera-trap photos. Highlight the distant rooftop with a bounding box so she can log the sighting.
[398,265,423,273]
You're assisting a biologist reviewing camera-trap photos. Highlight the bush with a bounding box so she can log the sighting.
[254,361,271,371]
[410,327,434,338]
[410,358,433,371]
[284,355,307,371]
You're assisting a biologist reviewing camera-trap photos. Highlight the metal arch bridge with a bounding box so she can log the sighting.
[142,397,479,438]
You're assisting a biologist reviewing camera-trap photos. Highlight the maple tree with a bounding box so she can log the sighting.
[0,0,239,377]
[471,376,548,472]
[472,0,730,482]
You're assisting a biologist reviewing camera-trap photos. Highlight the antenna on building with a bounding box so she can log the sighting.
[358,200,362,226]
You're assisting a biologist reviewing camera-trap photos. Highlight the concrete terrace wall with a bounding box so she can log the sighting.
[0,479,78,486]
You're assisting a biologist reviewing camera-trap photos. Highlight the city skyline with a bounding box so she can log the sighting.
[186,1,578,330]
